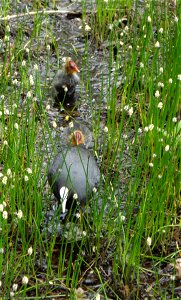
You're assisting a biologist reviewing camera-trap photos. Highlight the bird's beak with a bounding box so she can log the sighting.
[74,66,80,73]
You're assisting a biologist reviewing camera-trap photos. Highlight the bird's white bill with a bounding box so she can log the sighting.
[59,186,69,213]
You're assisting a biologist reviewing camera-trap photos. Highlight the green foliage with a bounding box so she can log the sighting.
[0,0,180,298]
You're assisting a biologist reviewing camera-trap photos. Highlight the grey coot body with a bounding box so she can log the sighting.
[52,58,80,108]
[48,131,100,212]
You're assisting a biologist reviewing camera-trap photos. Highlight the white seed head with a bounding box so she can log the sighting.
[165,145,170,152]
[27,246,33,256]
[147,16,151,23]
[147,237,152,246]
[3,211,8,219]
[22,276,29,284]
[155,90,160,98]
[155,41,160,48]
[157,102,163,109]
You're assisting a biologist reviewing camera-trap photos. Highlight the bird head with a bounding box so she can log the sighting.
[70,130,85,146]
[65,59,80,75]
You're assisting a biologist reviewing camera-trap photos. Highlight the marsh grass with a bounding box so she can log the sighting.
[0,0,180,298]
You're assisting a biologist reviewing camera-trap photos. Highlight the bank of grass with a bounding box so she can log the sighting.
[0,0,180,298]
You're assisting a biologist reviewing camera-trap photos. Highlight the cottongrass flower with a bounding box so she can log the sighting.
[0,204,4,212]
[159,67,163,73]
[159,28,163,34]
[153,153,157,158]
[46,104,50,110]
[2,176,8,185]
[119,213,126,222]
[104,126,108,133]
[174,16,178,23]
[147,16,151,23]
[16,210,23,219]
[5,108,10,115]
[0,280,2,287]
[62,85,68,92]
[29,75,34,86]
[140,62,144,68]
[22,60,26,66]
[82,231,87,237]
[178,74,181,81]
[148,124,154,131]
[158,102,163,109]
[0,248,4,254]
[92,187,97,193]
[47,44,50,51]
[125,26,129,32]
[22,276,29,284]
[52,121,57,128]
[12,283,18,291]
[27,246,33,256]
[75,213,80,219]
[14,123,19,130]
[26,168,32,174]
[7,168,12,177]
[12,79,18,86]
[27,91,32,98]
[128,45,132,50]
[96,293,101,300]
[3,140,8,146]
[147,237,152,246]
[24,175,29,182]
[144,126,149,132]
[165,145,170,152]
[155,90,160,98]
[172,117,177,123]
[168,78,173,84]
[69,121,74,128]
[138,128,142,133]
[149,163,154,167]
[34,64,38,70]
[3,211,8,219]
[158,174,162,179]
[155,41,160,48]
[85,24,91,32]
[128,107,133,116]
[73,193,78,200]
[158,82,164,87]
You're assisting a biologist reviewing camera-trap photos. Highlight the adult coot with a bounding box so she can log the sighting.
[48,130,100,213]
[52,57,80,108]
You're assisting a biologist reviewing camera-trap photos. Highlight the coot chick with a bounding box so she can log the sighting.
[52,57,80,108]
[48,130,100,213]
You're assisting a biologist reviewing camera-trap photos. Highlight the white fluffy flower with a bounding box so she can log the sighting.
[22,276,29,284]
[165,145,170,152]
[155,41,160,48]
[147,237,152,246]
[157,102,163,109]
[27,246,33,256]
[155,90,160,98]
